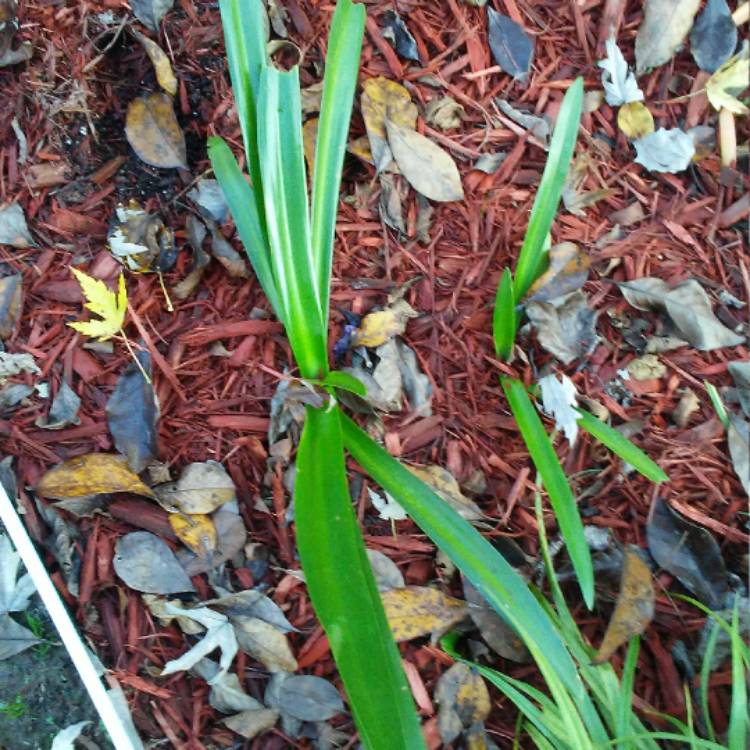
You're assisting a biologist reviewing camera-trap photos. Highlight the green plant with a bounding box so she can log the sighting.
[0,693,28,719]
[443,494,749,749]
[25,611,53,657]
[492,79,668,607]
[210,1,596,747]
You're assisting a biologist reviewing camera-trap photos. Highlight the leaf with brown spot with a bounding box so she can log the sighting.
[525,242,589,304]
[361,77,417,171]
[435,662,491,745]
[381,586,467,641]
[169,512,217,558]
[125,92,187,169]
[37,453,154,500]
[385,120,464,202]
[593,547,655,663]
[132,29,177,96]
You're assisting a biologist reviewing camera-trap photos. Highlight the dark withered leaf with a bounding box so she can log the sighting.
[276,675,345,722]
[381,10,420,62]
[0,273,22,339]
[36,379,81,430]
[130,0,174,33]
[205,217,249,278]
[106,350,159,473]
[646,498,728,609]
[690,0,737,73]
[487,8,534,80]
[378,173,405,234]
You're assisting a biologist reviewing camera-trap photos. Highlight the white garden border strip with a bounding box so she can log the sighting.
[0,482,141,750]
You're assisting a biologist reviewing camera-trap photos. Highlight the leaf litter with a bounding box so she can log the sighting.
[113,531,195,594]
[125,92,187,169]
[381,586,467,641]
[487,8,533,80]
[435,662,491,746]
[634,0,701,75]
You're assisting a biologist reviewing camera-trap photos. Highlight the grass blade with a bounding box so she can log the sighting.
[493,267,516,361]
[502,377,593,608]
[728,599,748,750]
[699,622,720,742]
[295,405,425,750]
[207,136,283,322]
[217,0,268,234]
[311,0,365,317]
[615,637,640,745]
[575,408,668,484]
[339,413,583,695]
[256,66,327,378]
[513,78,583,300]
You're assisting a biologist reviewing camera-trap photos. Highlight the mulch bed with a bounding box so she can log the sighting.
[1,0,747,747]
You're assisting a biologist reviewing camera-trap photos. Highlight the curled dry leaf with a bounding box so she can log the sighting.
[131,0,174,32]
[525,242,589,304]
[435,662,491,745]
[106,351,159,473]
[50,721,90,750]
[0,202,33,248]
[368,486,408,521]
[156,460,236,514]
[192,658,264,713]
[706,45,750,115]
[361,77,417,172]
[125,92,187,169]
[495,99,550,147]
[37,453,154,500]
[385,120,464,202]
[381,9,419,62]
[381,586,467,641]
[0,534,35,615]
[619,277,745,350]
[627,354,666,381]
[206,589,297,634]
[35,379,81,430]
[350,297,418,348]
[539,373,579,446]
[647,498,728,609]
[132,29,177,96]
[727,414,749,496]
[142,594,205,634]
[108,202,175,273]
[408,465,483,522]
[222,709,279,740]
[187,179,228,222]
[634,0,701,75]
[462,575,530,662]
[672,387,700,427]
[526,290,598,365]
[232,615,297,672]
[169,512,217,557]
[598,37,644,106]
[367,548,405,592]
[425,96,464,130]
[487,8,533,80]
[177,508,246,576]
[113,531,195,594]
[0,273,23,338]
[594,547,655,663]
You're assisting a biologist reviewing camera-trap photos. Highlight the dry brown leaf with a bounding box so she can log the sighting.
[435,662,491,745]
[381,586,467,641]
[125,92,187,169]
[525,242,590,304]
[222,709,279,739]
[156,460,236,514]
[37,453,154,499]
[385,120,464,202]
[232,616,298,672]
[361,77,418,170]
[408,465,483,522]
[132,29,177,96]
[302,117,318,176]
[635,0,701,74]
[169,512,217,557]
[594,548,655,663]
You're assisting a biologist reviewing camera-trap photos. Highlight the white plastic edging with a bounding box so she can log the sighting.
[0,482,141,750]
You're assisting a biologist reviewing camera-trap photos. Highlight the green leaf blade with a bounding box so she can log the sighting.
[295,406,425,750]
[514,78,583,301]
[575,408,668,484]
[502,378,594,608]
[340,413,583,696]
[311,0,366,320]
[493,267,516,361]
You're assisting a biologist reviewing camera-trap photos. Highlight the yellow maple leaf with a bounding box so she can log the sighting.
[706,47,749,115]
[68,268,128,341]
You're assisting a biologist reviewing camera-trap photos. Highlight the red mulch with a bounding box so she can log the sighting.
[1,0,747,748]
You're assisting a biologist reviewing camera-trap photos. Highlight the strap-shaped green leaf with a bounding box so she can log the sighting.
[256,66,327,378]
[296,405,425,750]
[501,377,594,608]
[493,267,516,361]
[217,0,268,239]
[575,408,668,484]
[207,136,283,322]
[340,413,584,697]
[310,0,365,319]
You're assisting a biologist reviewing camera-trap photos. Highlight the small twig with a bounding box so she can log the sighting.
[117,330,153,385]
[82,14,130,73]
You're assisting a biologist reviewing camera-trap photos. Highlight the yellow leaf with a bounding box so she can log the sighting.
[302,117,318,176]
[68,268,127,341]
[381,586,467,641]
[351,297,418,347]
[593,547,655,664]
[361,76,418,169]
[125,92,188,169]
[408,465,483,521]
[132,30,178,96]
[435,662,491,745]
[526,242,590,303]
[706,47,750,115]
[617,101,655,139]
[169,512,217,557]
[37,453,154,499]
